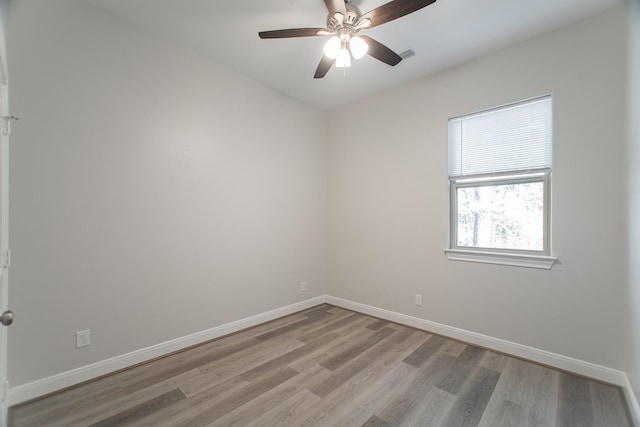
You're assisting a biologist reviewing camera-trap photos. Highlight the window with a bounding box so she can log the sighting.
[445,96,557,269]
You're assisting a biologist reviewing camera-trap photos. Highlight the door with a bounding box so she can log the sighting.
[0,8,10,422]
[0,82,9,427]
[0,85,9,427]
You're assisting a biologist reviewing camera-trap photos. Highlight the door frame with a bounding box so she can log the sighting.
[0,82,8,427]
[0,2,9,425]
[0,83,8,427]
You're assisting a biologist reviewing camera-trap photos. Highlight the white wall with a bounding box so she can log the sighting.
[5,0,327,387]
[327,6,628,371]
[627,0,640,409]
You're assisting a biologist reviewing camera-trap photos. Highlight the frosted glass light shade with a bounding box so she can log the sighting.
[323,36,341,59]
[350,36,368,59]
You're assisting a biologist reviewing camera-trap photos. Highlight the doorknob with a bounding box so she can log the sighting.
[1,310,13,326]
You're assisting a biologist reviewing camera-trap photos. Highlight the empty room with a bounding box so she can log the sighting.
[0,0,639,425]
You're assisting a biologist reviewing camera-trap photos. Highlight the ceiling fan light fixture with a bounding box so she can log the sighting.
[336,47,351,68]
[350,36,368,59]
[323,36,341,59]
[259,0,437,78]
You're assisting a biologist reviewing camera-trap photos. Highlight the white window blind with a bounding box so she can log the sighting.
[448,96,552,178]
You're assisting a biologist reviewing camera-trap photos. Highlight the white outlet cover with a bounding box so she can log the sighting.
[76,330,91,348]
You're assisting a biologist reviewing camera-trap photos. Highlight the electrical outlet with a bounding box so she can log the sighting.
[300,281,307,292]
[76,330,90,348]
[415,294,423,306]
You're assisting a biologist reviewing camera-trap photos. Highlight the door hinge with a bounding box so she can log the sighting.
[1,115,18,136]
[2,250,10,269]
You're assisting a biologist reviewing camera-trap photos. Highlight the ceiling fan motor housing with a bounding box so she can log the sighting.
[327,3,362,35]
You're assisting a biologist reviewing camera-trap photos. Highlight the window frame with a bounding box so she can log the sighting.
[449,171,551,257]
[445,96,557,269]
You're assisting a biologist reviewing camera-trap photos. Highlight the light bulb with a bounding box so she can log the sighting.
[349,36,368,59]
[336,47,351,68]
[323,36,341,59]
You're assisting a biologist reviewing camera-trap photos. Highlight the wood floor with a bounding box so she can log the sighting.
[10,304,632,426]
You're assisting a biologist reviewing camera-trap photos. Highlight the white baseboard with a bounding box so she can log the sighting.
[8,294,640,426]
[7,296,326,407]
[325,296,640,426]
[622,375,640,427]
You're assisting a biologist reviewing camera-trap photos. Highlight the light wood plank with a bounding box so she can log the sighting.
[435,345,486,395]
[243,389,321,427]
[180,335,304,397]
[362,415,390,426]
[88,388,186,427]
[120,376,251,426]
[319,327,395,371]
[478,398,524,427]
[557,372,595,427]
[372,353,458,425]
[590,380,632,427]
[399,386,457,427]
[485,357,558,427]
[439,366,501,427]
[402,334,445,368]
[209,364,329,427]
[478,350,509,373]
[297,312,361,343]
[440,339,468,358]
[287,326,370,372]
[365,318,389,331]
[179,365,299,426]
[297,331,427,426]
[16,368,202,427]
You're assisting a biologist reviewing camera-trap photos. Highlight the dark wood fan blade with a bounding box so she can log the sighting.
[360,0,436,28]
[314,55,335,79]
[259,28,326,39]
[324,0,346,17]
[360,35,402,66]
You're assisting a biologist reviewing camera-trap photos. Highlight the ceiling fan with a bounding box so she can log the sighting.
[258,0,436,79]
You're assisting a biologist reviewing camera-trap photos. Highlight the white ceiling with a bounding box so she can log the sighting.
[84,0,623,110]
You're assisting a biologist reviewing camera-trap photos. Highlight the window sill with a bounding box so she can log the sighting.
[444,249,558,270]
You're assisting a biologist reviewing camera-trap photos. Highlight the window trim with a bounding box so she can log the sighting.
[445,95,558,269]
[446,170,557,270]
[443,248,557,270]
